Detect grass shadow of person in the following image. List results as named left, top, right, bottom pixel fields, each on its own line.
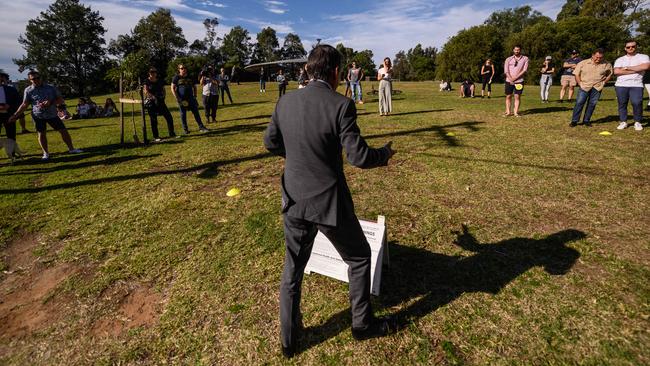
left=294, top=226, right=584, bottom=354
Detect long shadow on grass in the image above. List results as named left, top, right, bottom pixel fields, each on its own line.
left=0, top=154, right=161, bottom=176
left=297, top=226, right=583, bottom=354
left=589, top=115, right=619, bottom=124
left=522, top=106, right=573, bottom=115
left=0, top=151, right=273, bottom=194
left=220, top=114, right=272, bottom=123
left=388, top=109, right=453, bottom=116
left=365, top=121, right=484, bottom=147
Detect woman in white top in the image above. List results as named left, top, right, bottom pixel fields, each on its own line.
left=200, top=69, right=219, bottom=123
left=377, top=57, right=393, bottom=116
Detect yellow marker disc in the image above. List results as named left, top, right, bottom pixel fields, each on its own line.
left=599, top=131, right=612, bottom=136
left=226, top=188, right=241, bottom=197
left=446, top=132, right=456, bottom=137
left=515, top=84, right=524, bottom=90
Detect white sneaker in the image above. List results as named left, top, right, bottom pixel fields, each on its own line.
left=634, top=122, right=643, bottom=131
left=617, top=122, right=628, bottom=130
left=41, top=152, right=49, bottom=160
left=68, top=148, right=83, bottom=153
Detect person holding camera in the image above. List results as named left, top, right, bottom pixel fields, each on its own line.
left=200, top=68, right=219, bottom=123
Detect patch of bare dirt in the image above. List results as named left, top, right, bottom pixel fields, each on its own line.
left=0, top=233, right=78, bottom=340
left=91, top=284, right=163, bottom=337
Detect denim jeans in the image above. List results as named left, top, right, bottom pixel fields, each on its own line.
left=571, top=88, right=601, bottom=123
left=615, top=86, right=643, bottom=122
left=540, top=74, right=552, bottom=101
left=178, top=97, right=205, bottom=132
left=351, top=81, right=363, bottom=102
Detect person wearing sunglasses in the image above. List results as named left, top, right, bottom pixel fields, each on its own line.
left=504, top=45, right=529, bottom=117
left=570, top=48, right=612, bottom=127
left=613, top=39, right=650, bottom=131
left=172, top=64, right=209, bottom=134
left=9, top=70, right=82, bottom=160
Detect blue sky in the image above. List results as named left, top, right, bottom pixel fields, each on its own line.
left=0, top=0, right=566, bottom=80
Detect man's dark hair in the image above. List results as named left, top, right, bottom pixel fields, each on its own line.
left=27, top=70, right=40, bottom=78
left=625, top=39, right=637, bottom=45
left=305, top=45, right=341, bottom=81
left=594, top=48, right=605, bottom=55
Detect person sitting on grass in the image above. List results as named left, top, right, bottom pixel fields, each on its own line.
left=459, top=79, right=475, bottom=98
left=75, top=98, right=91, bottom=119
left=102, top=98, right=117, bottom=117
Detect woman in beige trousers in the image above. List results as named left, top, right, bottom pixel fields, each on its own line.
left=377, top=57, right=393, bottom=116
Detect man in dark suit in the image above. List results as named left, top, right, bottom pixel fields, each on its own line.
left=0, top=72, right=22, bottom=142
left=264, top=45, right=396, bottom=358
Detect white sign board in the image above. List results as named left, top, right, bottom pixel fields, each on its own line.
left=304, top=216, right=389, bottom=296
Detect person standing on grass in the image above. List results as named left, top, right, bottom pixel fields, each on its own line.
left=200, top=69, right=219, bottom=124
left=614, top=40, right=650, bottom=131
left=172, top=64, right=208, bottom=134
left=231, top=64, right=240, bottom=85
left=0, top=72, right=21, bottom=146
left=377, top=57, right=393, bottom=116
left=643, top=68, right=650, bottom=111
left=540, top=56, right=555, bottom=103
left=9, top=70, right=82, bottom=160
left=218, top=67, right=233, bottom=105
left=264, top=44, right=396, bottom=359
left=570, top=48, right=613, bottom=127
left=480, top=59, right=494, bottom=98
left=503, top=45, right=529, bottom=117
left=144, top=68, right=177, bottom=141
left=0, top=73, right=30, bottom=134
left=260, top=68, right=266, bottom=93
left=348, top=62, right=364, bottom=104
left=560, top=50, right=582, bottom=102
left=276, top=69, right=287, bottom=98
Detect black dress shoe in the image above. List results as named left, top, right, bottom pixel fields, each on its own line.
left=351, top=316, right=396, bottom=341
left=569, top=122, right=577, bottom=127
left=583, top=122, right=592, bottom=127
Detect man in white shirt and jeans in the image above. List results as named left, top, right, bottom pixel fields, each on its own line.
left=614, top=39, right=650, bottom=131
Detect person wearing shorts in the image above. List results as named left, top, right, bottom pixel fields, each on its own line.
left=9, top=70, right=81, bottom=160
left=504, top=45, right=529, bottom=117
left=560, top=50, right=582, bottom=102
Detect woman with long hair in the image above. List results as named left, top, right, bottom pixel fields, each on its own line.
left=377, top=57, right=393, bottom=116
left=480, top=59, right=495, bottom=98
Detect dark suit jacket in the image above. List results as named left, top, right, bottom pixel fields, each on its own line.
left=264, top=80, right=390, bottom=227
left=1, top=85, right=21, bottom=116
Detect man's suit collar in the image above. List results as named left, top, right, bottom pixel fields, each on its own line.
left=308, top=79, right=333, bottom=90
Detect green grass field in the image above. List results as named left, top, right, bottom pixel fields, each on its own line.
left=0, top=81, right=648, bottom=365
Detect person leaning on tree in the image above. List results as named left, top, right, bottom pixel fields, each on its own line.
left=264, top=44, right=396, bottom=359
left=569, top=48, right=612, bottom=128
left=9, top=70, right=82, bottom=160
left=144, top=67, right=177, bottom=141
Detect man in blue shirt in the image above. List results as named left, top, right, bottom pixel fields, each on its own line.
left=171, top=64, right=208, bottom=134
left=9, top=70, right=81, bottom=160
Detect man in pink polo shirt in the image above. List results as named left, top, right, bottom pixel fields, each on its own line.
left=504, top=45, right=529, bottom=117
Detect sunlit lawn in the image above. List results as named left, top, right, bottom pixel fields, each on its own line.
left=0, top=81, right=648, bottom=365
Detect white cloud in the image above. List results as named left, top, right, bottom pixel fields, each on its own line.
left=237, top=18, right=294, bottom=34
left=262, top=0, right=288, bottom=15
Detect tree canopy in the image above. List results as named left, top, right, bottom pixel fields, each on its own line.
left=14, top=0, right=107, bottom=96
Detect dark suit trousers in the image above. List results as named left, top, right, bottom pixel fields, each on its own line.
left=0, top=115, right=17, bottom=141
left=280, top=212, right=372, bottom=348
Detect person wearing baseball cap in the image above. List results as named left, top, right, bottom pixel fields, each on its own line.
left=560, top=50, right=582, bottom=102
left=540, top=56, right=555, bottom=103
